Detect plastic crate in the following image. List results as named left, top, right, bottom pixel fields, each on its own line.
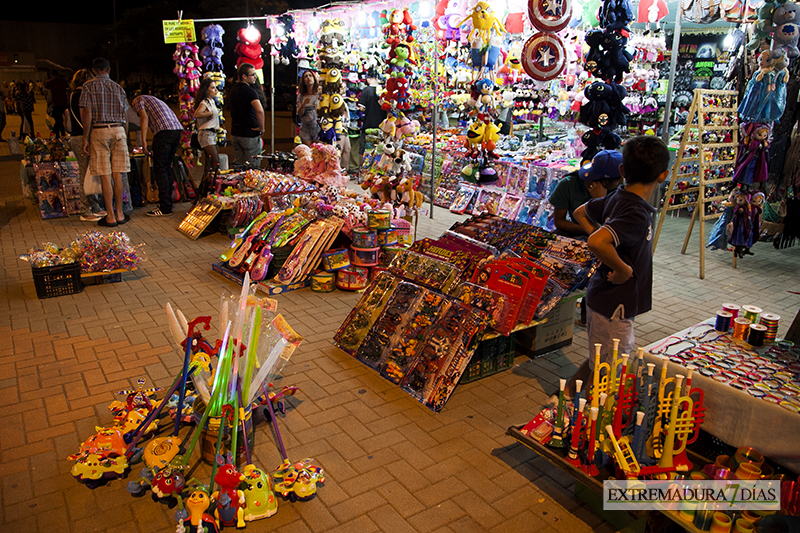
left=460, top=333, right=516, bottom=384
left=32, top=263, right=83, bottom=299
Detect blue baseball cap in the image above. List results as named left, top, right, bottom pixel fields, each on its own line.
left=578, top=150, right=623, bottom=181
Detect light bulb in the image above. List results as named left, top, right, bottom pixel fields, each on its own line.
left=723, top=33, right=734, bottom=51
left=419, top=1, right=434, bottom=19
left=244, top=24, right=260, bottom=43
left=357, top=11, right=367, bottom=26
left=309, top=15, right=321, bottom=33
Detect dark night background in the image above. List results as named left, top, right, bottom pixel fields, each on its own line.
left=3, top=0, right=331, bottom=84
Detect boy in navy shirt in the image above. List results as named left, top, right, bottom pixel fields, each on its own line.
left=568, top=136, right=670, bottom=396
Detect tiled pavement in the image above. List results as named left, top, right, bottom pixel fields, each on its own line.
left=1, top=124, right=799, bottom=532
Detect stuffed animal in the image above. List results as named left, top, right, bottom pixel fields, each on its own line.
left=200, top=25, right=225, bottom=72
left=235, top=27, right=264, bottom=70
left=768, top=2, right=800, bottom=59
left=601, top=30, right=634, bottom=83
left=583, top=29, right=606, bottom=78
left=600, top=0, right=634, bottom=31
left=457, top=0, right=507, bottom=46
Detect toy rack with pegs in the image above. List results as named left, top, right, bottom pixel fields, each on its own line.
left=652, top=89, right=739, bottom=279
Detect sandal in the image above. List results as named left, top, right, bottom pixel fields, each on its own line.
left=98, top=218, right=118, bottom=227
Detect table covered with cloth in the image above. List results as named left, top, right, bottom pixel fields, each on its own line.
left=642, top=319, right=800, bottom=473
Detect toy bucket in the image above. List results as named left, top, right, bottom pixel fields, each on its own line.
left=320, top=247, right=350, bottom=271
left=350, top=246, right=380, bottom=267
left=352, top=228, right=377, bottom=248
left=336, top=266, right=369, bottom=291
left=367, top=210, right=392, bottom=230
left=194, top=396, right=254, bottom=464
left=376, top=228, right=397, bottom=246
left=311, top=271, right=336, bottom=292
left=393, top=217, right=413, bottom=245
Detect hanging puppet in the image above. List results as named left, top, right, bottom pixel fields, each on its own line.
left=728, top=189, right=754, bottom=258
left=733, top=122, right=770, bottom=186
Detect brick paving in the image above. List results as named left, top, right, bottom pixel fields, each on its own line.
left=1, top=108, right=799, bottom=533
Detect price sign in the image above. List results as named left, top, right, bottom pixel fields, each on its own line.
left=163, top=20, right=196, bottom=44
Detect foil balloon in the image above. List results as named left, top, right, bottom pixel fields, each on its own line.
left=528, top=0, right=573, bottom=32
left=521, top=32, right=566, bottom=81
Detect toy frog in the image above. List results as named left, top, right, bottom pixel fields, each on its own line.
left=242, top=464, right=278, bottom=521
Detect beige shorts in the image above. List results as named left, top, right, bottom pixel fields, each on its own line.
left=198, top=129, right=217, bottom=148
left=89, top=126, right=130, bottom=176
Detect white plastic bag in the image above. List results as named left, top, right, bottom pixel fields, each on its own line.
left=83, top=167, right=102, bottom=195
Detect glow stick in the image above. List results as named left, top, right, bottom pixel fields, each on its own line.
left=242, top=306, right=261, bottom=406
left=208, top=322, right=231, bottom=416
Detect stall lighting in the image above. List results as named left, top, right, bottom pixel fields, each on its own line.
left=244, top=22, right=260, bottom=43
left=723, top=28, right=735, bottom=51
left=309, top=13, right=321, bottom=33
left=418, top=0, right=434, bottom=19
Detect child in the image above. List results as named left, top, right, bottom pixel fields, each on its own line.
left=567, top=136, right=670, bottom=397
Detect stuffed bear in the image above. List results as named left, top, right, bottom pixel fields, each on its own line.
left=235, top=27, right=264, bottom=70
left=601, top=30, right=634, bottom=83
left=769, top=3, right=800, bottom=59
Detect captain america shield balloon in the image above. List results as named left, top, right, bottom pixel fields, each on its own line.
left=521, top=32, right=566, bottom=81
left=528, top=0, right=572, bottom=32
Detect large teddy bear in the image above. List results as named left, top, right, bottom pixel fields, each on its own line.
left=235, top=27, right=264, bottom=70
left=769, top=2, right=800, bottom=59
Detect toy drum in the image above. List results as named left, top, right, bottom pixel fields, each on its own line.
left=392, top=218, right=413, bottom=245
left=352, top=228, right=377, bottom=248
left=336, top=266, right=369, bottom=291
left=350, top=246, right=380, bottom=267
left=376, top=227, right=397, bottom=246
left=310, top=271, right=336, bottom=292
left=320, top=248, right=350, bottom=271
left=367, top=210, right=392, bottom=230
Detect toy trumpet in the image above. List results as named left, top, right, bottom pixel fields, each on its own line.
left=566, top=398, right=587, bottom=466
left=613, top=354, right=639, bottom=439
left=548, top=378, right=568, bottom=448
left=581, top=406, right=600, bottom=476
left=604, top=424, right=639, bottom=479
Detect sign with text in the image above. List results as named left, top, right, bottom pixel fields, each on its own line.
left=603, top=480, right=780, bottom=511
left=162, top=19, right=196, bottom=43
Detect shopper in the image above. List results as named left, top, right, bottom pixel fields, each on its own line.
left=131, top=93, right=183, bottom=217
left=357, top=71, right=385, bottom=163
left=297, top=69, right=320, bottom=146
left=44, top=70, right=70, bottom=137
left=0, top=89, right=6, bottom=141
left=549, top=150, right=623, bottom=237
left=14, top=80, right=35, bottom=140
left=80, top=57, right=129, bottom=227
left=193, top=77, right=221, bottom=198
left=67, top=68, right=105, bottom=222
left=567, top=136, right=670, bottom=398
left=228, top=63, right=265, bottom=166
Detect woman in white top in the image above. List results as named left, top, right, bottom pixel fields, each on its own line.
left=193, top=78, right=220, bottom=195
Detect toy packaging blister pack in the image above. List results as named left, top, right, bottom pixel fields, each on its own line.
left=400, top=300, right=489, bottom=412
left=355, top=281, right=428, bottom=370
left=388, top=249, right=461, bottom=294
left=449, top=185, right=478, bottom=214
left=333, top=271, right=399, bottom=355
left=409, top=237, right=491, bottom=282
left=500, top=257, right=549, bottom=325
left=497, top=194, right=523, bottom=220
left=452, top=282, right=510, bottom=331
left=471, top=261, right=531, bottom=334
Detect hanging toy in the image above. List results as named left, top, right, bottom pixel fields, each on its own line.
left=457, top=1, right=507, bottom=46
left=200, top=25, right=225, bottom=71
left=728, top=190, right=753, bottom=258
left=738, top=50, right=778, bottom=122
left=528, top=0, right=573, bottom=32
left=521, top=32, right=567, bottom=81
left=235, top=26, right=264, bottom=71
left=733, top=122, right=770, bottom=186
left=766, top=2, right=800, bottom=59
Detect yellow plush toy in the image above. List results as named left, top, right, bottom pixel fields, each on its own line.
left=457, top=1, right=507, bottom=45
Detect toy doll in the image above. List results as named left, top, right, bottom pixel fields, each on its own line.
left=733, top=123, right=770, bottom=186
left=749, top=191, right=766, bottom=249
left=707, top=187, right=739, bottom=250
left=738, top=51, right=772, bottom=121
left=728, top=190, right=753, bottom=258
left=764, top=50, right=789, bottom=123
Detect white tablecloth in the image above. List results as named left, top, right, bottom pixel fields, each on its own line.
left=643, top=320, right=800, bottom=474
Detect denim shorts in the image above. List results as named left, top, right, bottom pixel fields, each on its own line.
left=198, top=129, right=216, bottom=148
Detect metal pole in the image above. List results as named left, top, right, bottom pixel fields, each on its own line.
left=430, top=37, right=437, bottom=219
left=661, top=8, right=683, bottom=145
left=270, top=44, right=275, bottom=154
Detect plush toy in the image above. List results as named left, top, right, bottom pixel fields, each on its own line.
left=583, top=29, right=606, bottom=78
left=235, top=27, right=264, bottom=70
left=601, top=30, right=634, bottom=83
left=728, top=190, right=753, bottom=258
left=738, top=50, right=776, bottom=122
left=277, top=14, right=300, bottom=65
left=733, top=122, right=770, bottom=186
left=200, top=25, right=225, bottom=72
left=764, top=49, right=790, bottom=122
left=768, top=2, right=800, bottom=59
left=457, top=0, right=507, bottom=46
left=600, top=0, right=634, bottom=31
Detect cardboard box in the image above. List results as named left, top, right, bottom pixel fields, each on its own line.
left=515, top=298, right=575, bottom=356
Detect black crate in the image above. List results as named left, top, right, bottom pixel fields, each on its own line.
left=461, top=333, right=516, bottom=384
left=32, top=263, right=83, bottom=299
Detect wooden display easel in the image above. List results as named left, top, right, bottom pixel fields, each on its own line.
left=652, top=89, right=739, bottom=279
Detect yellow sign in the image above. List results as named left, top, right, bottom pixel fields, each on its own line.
left=162, top=20, right=196, bottom=44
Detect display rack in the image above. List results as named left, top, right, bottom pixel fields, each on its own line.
left=652, top=89, right=739, bottom=279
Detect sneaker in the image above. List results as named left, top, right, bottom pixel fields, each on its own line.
left=80, top=213, right=102, bottom=222
left=147, top=209, right=172, bottom=217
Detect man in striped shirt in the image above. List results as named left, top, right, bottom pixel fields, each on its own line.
left=131, top=93, right=183, bottom=216
left=80, top=57, right=130, bottom=227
